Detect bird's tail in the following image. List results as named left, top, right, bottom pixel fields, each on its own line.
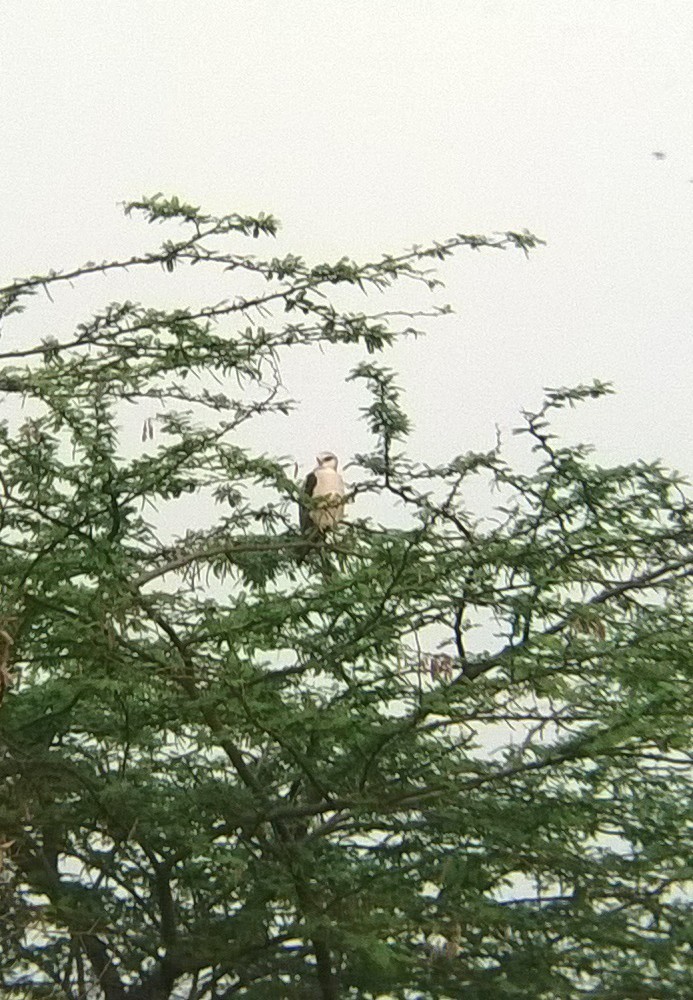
left=295, top=530, right=337, bottom=579
left=295, top=527, right=319, bottom=564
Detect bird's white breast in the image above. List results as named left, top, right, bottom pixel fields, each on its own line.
left=313, top=467, right=344, bottom=496
left=310, top=467, right=345, bottom=531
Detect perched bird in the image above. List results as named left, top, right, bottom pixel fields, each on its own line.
left=299, top=452, right=345, bottom=539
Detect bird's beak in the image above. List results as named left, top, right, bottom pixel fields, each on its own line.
left=315, top=456, right=321, bottom=465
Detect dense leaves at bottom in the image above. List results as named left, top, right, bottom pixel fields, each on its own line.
left=0, top=198, right=690, bottom=999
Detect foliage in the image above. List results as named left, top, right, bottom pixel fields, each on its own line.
left=0, top=198, right=690, bottom=1000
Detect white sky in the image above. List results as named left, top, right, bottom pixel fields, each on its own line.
left=2, top=1, right=692, bottom=480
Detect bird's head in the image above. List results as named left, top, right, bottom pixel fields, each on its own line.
left=316, top=451, right=339, bottom=470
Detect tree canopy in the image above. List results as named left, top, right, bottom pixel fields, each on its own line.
left=0, top=198, right=691, bottom=999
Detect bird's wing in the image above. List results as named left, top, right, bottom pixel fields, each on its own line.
left=299, top=471, right=318, bottom=533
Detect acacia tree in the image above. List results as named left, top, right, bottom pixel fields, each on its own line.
left=0, top=197, right=691, bottom=1000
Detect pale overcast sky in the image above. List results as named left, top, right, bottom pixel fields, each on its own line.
left=2, top=1, right=692, bottom=482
